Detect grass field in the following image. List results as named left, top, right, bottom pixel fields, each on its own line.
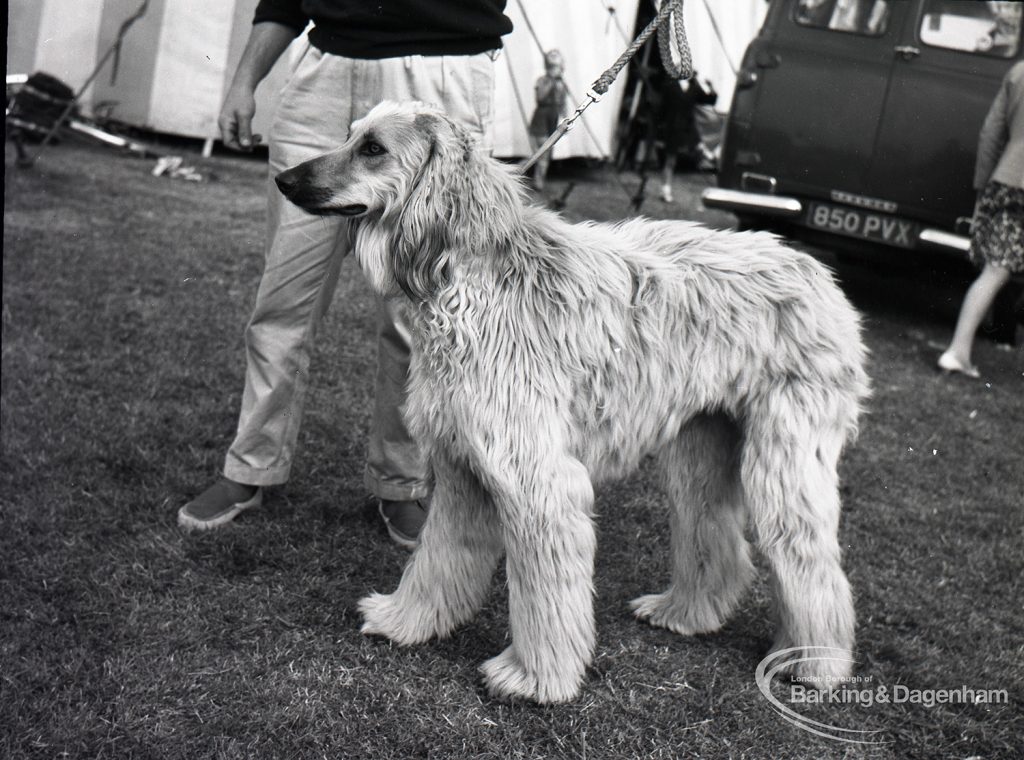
left=2, top=138, right=1023, bottom=759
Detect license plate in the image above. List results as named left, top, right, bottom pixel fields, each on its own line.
left=804, top=202, right=918, bottom=249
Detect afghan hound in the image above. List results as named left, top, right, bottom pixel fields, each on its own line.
left=275, top=101, right=870, bottom=704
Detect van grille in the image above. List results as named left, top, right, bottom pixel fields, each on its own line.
left=830, top=190, right=898, bottom=214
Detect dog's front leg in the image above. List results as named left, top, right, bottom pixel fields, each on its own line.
left=480, top=455, right=597, bottom=704
left=359, top=453, right=503, bottom=645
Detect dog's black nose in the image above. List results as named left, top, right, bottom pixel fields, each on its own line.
left=275, top=167, right=302, bottom=198
left=275, top=163, right=334, bottom=209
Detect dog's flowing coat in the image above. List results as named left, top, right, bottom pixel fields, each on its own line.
left=276, top=101, right=870, bottom=704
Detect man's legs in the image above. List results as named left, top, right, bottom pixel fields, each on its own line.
left=355, top=52, right=498, bottom=543
left=180, top=45, right=356, bottom=529
left=182, top=48, right=498, bottom=538
left=365, top=298, right=433, bottom=547
left=365, top=298, right=431, bottom=501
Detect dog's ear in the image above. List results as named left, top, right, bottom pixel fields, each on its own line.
left=389, top=113, right=481, bottom=302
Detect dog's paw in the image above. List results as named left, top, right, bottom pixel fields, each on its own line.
left=766, top=640, right=854, bottom=689
left=629, top=591, right=726, bottom=636
left=479, top=646, right=581, bottom=704
left=358, top=592, right=439, bottom=646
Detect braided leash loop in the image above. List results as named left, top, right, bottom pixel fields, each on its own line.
left=593, top=0, right=692, bottom=95
left=520, top=0, right=692, bottom=173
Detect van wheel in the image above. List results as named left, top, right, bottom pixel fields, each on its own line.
left=735, top=214, right=778, bottom=233
left=735, top=214, right=760, bottom=231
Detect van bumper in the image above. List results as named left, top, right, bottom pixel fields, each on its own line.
left=701, top=187, right=803, bottom=218
left=703, top=187, right=972, bottom=256
left=918, top=228, right=971, bottom=255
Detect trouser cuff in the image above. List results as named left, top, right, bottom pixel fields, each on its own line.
left=364, top=468, right=432, bottom=502
left=224, top=458, right=291, bottom=488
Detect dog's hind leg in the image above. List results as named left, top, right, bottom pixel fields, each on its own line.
left=741, top=387, right=856, bottom=685
left=479, top=455, right=597, bottom=704
left=359, top=453, right=503, bottom=646
left=631, top=412, right=754, bottom=635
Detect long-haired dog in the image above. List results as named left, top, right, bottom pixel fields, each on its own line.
left=276, top=101, right=870, bottom=704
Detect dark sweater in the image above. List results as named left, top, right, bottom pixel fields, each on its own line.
left=254, top=0, right=513, bottom=59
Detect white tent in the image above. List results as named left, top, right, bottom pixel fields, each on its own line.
left=7, top=0, right=766, bottom=158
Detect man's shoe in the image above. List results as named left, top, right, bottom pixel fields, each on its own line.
left=178, top=479, right=262, bottom=532
left=378, top=498, right=428, bottom=550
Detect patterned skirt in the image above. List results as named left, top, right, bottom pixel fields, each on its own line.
left=969, top=180, right=1024, bottom=273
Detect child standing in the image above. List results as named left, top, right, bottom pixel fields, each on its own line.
left=528, top=50, right=569, bottom=191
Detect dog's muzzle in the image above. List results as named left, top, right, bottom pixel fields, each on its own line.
left=275, top=165, right=367, bottom=216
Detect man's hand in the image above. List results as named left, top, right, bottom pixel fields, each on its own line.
left=219, top=83, right=262, bottom=152
left=217, top=21, right=298, bottom=152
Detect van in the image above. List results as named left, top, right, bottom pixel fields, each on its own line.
left=703, top=0, right=1024, bottom=258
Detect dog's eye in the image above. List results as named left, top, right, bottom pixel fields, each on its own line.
left=360, top=140, right=387, bottom=157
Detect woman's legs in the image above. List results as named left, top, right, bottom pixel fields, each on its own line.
left=944, top=263, right=1012, bottom=368
left=660, top=151, right=677, bottom=202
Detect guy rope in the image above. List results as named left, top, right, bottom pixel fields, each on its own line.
left=520, top=0, right=693, bottom=174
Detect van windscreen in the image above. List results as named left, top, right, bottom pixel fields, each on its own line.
left=919, top=0, right=1022, bottom=58
left=794, top=0, right=892, bottom=36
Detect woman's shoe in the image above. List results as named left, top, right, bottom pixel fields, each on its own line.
left=937, top=351, right=980, bottom=379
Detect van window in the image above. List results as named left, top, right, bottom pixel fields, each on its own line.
left=919, top=1, right=1023, bottom=57
left=794, top=0, right=891, bottom=36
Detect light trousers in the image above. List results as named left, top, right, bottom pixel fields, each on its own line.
left=223, top=42, right=497, bottom=500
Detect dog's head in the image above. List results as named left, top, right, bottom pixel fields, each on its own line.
left=275, top=101, right=454, bottom=220
left=276, top=100, right=523, bottom=302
